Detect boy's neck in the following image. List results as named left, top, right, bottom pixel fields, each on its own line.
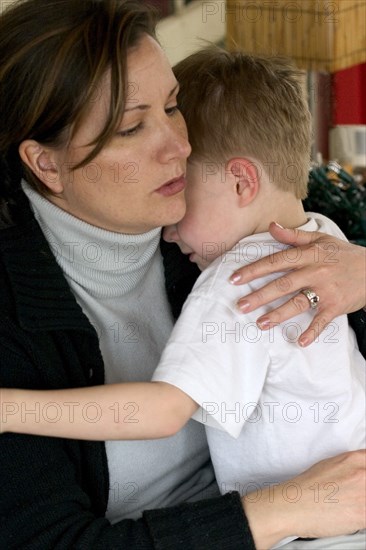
left=251, top=198, right=307, bottom=236
left=202, top=198, right=307, bottom=270
left=232, top=175, right=307, bottom=239
left=200, top=186, right=308, bottom=270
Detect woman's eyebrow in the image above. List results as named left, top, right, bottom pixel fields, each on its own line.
left=124, top=83, right=179, bottom=113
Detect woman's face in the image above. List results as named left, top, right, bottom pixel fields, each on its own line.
left=45, top=35, right=191, bottom=233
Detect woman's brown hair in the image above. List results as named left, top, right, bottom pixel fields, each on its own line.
left=0, top=0, right=157, bottom=226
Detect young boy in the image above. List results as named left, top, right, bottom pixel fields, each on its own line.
left=2, top=47, right=365, bottom=548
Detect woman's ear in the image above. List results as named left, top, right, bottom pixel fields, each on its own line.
left=18, top=140, right=64, bottom=193
left=226, top=157, right=260, bottom=206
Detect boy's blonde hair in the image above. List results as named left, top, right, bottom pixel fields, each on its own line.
left=173, top=46, right=312, bottom=199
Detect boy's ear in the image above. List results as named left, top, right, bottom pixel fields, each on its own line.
left=18, top=140, right=64, bottom=193
left=226, top=157, right=260, bottom=206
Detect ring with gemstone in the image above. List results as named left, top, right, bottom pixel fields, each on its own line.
left=301, top=289, right=320, bottom=309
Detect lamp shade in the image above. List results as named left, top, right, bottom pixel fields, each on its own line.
left=226, top=0, right=366, bottom=72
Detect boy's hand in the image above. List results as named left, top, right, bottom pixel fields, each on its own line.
left=231, top=222, right=366, bottom=346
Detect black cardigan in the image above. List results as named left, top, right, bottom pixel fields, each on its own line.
left=0, top=192, right=254, bottom=549
left=0, top=192, right=365, bottom=549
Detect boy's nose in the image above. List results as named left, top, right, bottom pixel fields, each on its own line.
left=163, top=224, right=179, bottom=243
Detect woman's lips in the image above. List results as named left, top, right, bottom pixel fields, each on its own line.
left=155, top=175, right=186, bottom=196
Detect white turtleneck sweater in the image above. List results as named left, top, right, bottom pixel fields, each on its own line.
left=23, top=181, right=217, bottom=522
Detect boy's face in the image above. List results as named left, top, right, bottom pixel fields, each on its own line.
left=163, top=159, right=239, bottom=270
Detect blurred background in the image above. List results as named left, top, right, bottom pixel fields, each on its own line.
left=153, top=0, right=366, bottom=173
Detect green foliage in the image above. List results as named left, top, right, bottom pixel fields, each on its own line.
left=303, top=163, right=366, bottom=246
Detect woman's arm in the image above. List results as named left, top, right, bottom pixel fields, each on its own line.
left=231, top=222, right=366, bottom=346
left=1, top=382, right=198, bottom=440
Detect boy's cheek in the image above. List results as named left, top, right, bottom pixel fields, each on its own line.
left=177, top=242, right=194, bottom=255
left=194, top=257, right=209, bottom=271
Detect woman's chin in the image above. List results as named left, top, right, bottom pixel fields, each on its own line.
left=162, top=197, right=187, bottom=226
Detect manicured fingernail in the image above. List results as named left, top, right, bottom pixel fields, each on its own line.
left=257, top=317, right=270, bottom=329
left=237, top=300, right=250, bottom=312
left=274, top=222, right=284, bottom=229
left=298, top=337, right=309, bottom=347
left=230, top=273, right=241, bottom=284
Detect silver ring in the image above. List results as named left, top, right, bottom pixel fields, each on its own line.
left=301, top=289, right=320, bottom=309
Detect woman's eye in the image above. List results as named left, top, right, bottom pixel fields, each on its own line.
left=117, top=106, right=179, bottom=136
left=118, top=123, right=143, bottom=137
left=165, top=105, right=179, bottom=116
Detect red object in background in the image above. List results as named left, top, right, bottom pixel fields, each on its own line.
left=332, top=63, right=366, bottom=125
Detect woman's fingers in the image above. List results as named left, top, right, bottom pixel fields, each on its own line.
left=238, top=287, right=337, bottom=346
left=267, top=222, right=324, bottom=246
left=230, top=223, right=329, bottom=286
left=231, top=223, right=366, bottom=343
left=297, top=311, right=340, bottom=347
left=236, top=268, right=314, bottom=315
left=231, top=225, right=345, bottom=288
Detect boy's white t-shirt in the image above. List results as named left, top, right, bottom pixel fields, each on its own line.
left=152, top=213, right=366, bottom=547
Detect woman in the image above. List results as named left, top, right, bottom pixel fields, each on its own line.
left=0, top=1, right=365, bottom=548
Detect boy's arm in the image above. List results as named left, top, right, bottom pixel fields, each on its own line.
left=1, top=382, right=198, bottom=440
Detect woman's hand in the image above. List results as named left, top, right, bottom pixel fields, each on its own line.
left=231, top=223, right=366, bottom=346
left=243, top=449, right=366, bottom=550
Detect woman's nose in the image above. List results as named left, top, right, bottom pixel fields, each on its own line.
left=163, top=224, right=179, bottom=243
left=160, top=118, right=191, bottom=163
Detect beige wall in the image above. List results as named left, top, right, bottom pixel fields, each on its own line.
left=0, top=0, right=18, bottom=12
left=0, top=0, right=225, bottom=65
left=157, top=1, right=225, bottom=65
